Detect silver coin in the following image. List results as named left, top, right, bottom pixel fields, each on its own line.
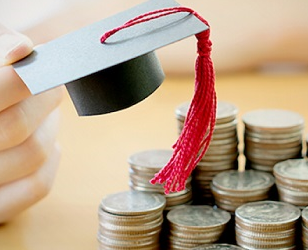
left=214, top=121, right=238, bottom=134
left=245, top=153, right=289, bottom=167
left=192, top=244, right=244, bottom=250
left=212, top=130, right=237, bottom=140
left=242, top=109, right=304, bottom=132
left=274, top=158, right=308, bottom=181
left=100, top=190, right=166, bottom=215
left=127, top=149, right=172, bottom=169
left=175, top=101, right=238, bottom=124
left=211, top=184, right=270, bottom=200
left=167, top=205, right=231, bottom=229
left=245, top=145, right=302, bottom=156
left=244, top=138, right=302, bottom=150
left=235, top=200, right=301, bottom=226
left=245, top=128, right=303, bottom=140
left=202, top=152, right=239, bottom=162
left=248, top=163, right=276, bottom=172
left=97, top=232, right=160, bottom=248
left=206, top=145, right=238, bottom=156
left=275, top=177, right=308, bottom=192
left=245, top=150, right=300, bottom=161
left=277, top=190, right=308, bottom=206
left=212, top=170, right=274, bottom=192
left=302, top=206, right=308, bottom=226
left=244, top=134, right=302, bottom=145
left=215, top=101, right=238, bottom=123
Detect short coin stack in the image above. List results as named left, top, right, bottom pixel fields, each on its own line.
left=166, top=205, right=231, bottom=249
left=274, top=158, right=308, bottom=207
left=97, top=190, right=166, bottom=250
left=302, top=206, right=308, bottom=249
left=128, top=149, right=193, bottom=210
left=242, top=109, right=304, bottom=172
left=235, top=200, right=301, bottom=249
left=211, top=170, right=275, bottom=212
left=175, top=101, right=239, bottom=203
left=192, top=244, right=244, bottom=250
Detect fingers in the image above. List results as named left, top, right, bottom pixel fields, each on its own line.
left=0, top=24, right=63, bottom=224
left=0, top=143, right=61, bottom=224
left=0, top=108, right=60, bottom=185
left=0, top=24, right=34, bottom=111
left=0, top=66, right=31, bottom=111
left=0, top=23, right=33, bottom=66
left=0, top=86, right=63, bottom=151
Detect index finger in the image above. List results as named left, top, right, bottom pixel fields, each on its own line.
left=0, top=24, right=33, bottom=66
left=0, top=24, right=33, bottom=110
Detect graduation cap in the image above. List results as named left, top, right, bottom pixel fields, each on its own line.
left=13, top=0, right=208, bottom=116
left=13, top=0, right=217, bottom=194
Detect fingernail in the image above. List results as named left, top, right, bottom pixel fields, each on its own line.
left=0, top=32, right=33, bottom=66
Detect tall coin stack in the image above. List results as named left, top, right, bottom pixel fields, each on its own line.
left=211, top=170, right=275, bottom=213
left=235, top=200, right=301, bottom=250
left=175, top=101, right=239, bottom=204
left=128, top=149, right=193, bottom=210
left=302, top=206, right=308, bottom=249
left=274, top=158, right=308, bottom=207
left=166, top=205, right=231, bottom=250
left=242, top=109, right=304, bottom=172
left=97, top=190, right=166, bottom=250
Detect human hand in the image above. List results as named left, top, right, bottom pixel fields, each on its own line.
left=0, top=24, right=63, bottom=223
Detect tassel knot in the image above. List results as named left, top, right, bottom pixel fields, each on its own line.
left=196, top=31, right=212, bottom=58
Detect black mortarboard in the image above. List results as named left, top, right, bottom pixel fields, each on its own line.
left=13, top=0, right=208, bottom=116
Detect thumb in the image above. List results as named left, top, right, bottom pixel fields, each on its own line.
left=0, top=24, right=33, bottom=66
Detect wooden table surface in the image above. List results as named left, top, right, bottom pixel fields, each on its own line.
left=0, top=71, right=308, bottom=249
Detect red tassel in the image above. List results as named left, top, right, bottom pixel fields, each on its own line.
left=101, top=7, right=217, bottom=194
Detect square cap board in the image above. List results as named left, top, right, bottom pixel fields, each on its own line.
left=13, top=0, right=208, bottom=115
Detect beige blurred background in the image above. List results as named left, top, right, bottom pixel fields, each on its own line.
left=1, top=0, right=308, bottom=74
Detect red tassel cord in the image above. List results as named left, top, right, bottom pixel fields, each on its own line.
left=101, top=7, right=217, bottom=194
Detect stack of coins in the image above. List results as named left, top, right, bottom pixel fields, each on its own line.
left=97, top=190, right=166, bottom=250
left=235, top=200, right=301, bottom=249
left=175, top=101, right=239, bottom=203
left=128, top=149, right=193, bottom=210
left=211, top=170, right=275, bottom=212
left=242, top=109, right=304, bottom=172
left=166, top=205, right=231, bottom=249
left=192, top=244, right=244, bottom=250
left=302, top=206, right=308, bottom=249
left=274, top=158, right=308, bottom=207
